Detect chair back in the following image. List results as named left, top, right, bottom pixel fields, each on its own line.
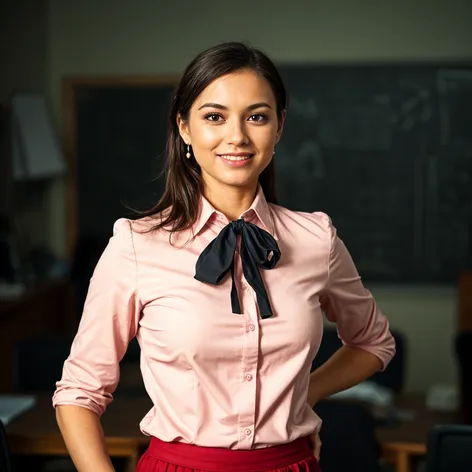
left=314, top=401, right=380, bottom=472
left=456, top=331, right=472, bottom=423
left=0, top=419, right=12, bottom=472
left=425, top=424, right=472, bottom=472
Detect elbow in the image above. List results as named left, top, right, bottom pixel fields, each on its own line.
left=388, top=330, right=396, bottom=357
left=53, top=387, right=109, bottom=418
left=373, top=330, right=396, bottom=371
left=368, top=315, right=397, bottom=371
left=345, top=323, right=396, bottom=372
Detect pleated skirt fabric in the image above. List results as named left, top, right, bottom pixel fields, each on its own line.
left=136, top=436, right=321, bottom=472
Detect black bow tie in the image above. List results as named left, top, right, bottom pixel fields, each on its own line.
left=194, top=219, right=281, bottom=319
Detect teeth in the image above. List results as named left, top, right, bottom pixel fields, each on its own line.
left=219, top=155, right=252, bottom=161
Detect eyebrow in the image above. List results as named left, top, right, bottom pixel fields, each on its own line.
left=197, top=101, right=273, bottom=111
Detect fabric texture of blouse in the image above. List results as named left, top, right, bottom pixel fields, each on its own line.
left=53, top=186, right=395, bottom=450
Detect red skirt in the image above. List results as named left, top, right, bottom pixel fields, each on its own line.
left=137, top=436, right=320, bottom=472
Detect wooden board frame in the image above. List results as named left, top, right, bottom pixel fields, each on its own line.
left=61, top=75, right=179, bottom=260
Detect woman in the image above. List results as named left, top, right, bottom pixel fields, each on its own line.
left=53, top=41, right=395, bottom=472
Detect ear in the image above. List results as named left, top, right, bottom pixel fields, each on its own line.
left=275, top=109, right=286, bottom=144
left=177, top=113, right=191, bottom=145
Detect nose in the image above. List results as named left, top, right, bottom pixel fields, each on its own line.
left=226, top=119, right=249, bottom=146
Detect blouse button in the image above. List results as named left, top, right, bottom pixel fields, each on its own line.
left=245, top=374, right=253, bottom=381
left=245, top=428, right=252, bottom=436
left=248, top=324, right=255, bottom=331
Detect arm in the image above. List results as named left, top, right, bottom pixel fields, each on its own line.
left=56, top=406, right=115, bottom=472
left=307, top=217, right=395, bottom=407
left=53, top=219, right=141, bottom=471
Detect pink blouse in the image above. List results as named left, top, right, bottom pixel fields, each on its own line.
left=53, top=187, right=395, bottom=449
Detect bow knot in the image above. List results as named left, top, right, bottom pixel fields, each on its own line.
left=194, top=219, right=280, bottom=319
left=231, top=218, right=245, bottom=233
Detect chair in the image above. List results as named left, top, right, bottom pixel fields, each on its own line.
left=314, top=401, right=380, bottom=472
left=455, top=331, right=472, bottom=424
left=424, top=424, right=472, bottom=472
left=312, top=327, right=406, bottom=393
left=12, top=336, right=73, bottom=392
left=0, top=419, right=12, bottom=472
left=11, top=337, right=76, bottom=471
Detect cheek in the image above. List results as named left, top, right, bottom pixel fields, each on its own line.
left=199, top=126, right=220, bottom=143
left=254, top=128, right=277, bottom=150
left=191, top=127, right=222, bottom=154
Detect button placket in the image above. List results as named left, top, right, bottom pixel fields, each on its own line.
left=236, top=303, right=259, bottom=447
left=232, top=242, right=260, bottom=447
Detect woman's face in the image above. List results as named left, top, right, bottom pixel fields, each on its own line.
left=177, top=69, right=284, bottom=195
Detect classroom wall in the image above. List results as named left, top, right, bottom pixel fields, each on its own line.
left=0, top=0, right=51, bottom=247
left=45, top=0, right=472, bottom=392
left=0, top=0, right=49, bottom=103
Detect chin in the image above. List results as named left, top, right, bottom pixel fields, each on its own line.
left=216, top=174, right=259, bottom=190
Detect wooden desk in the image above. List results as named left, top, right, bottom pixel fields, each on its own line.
left=6, top=394, right=152, bottom=472
left=6, top=393, right=459, bottom=472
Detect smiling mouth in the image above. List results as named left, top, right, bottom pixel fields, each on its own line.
left=217, top=154, right=254, bottom=162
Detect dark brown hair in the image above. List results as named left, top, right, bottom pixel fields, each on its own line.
left=140, top=41, right=287, bottom=233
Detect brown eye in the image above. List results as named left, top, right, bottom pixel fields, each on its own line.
left=248, top=114, right=267, bottom=122
left=204, top=113, right=223, bottom=122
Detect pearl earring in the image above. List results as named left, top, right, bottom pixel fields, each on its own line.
left=186, top=145, right=191, bottom=159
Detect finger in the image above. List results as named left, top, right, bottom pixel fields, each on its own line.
left=314, top=436, right=321, bottom=460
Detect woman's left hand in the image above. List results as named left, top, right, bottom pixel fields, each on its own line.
left=308, top=431, right=322, bottom=461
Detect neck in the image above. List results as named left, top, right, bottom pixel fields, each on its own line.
left=203, top=182, right=258, bottom=221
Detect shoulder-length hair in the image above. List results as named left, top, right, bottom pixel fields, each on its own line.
left=140, top=41, right=287, bottom=233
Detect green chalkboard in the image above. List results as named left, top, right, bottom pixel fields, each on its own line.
left=275, top=63, right=472, bottom=283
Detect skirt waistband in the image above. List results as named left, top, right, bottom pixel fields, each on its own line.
left=145, top=436, right=313, bottom=471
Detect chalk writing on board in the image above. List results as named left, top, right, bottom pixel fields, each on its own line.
left=317, top=103, right=392, bottom=151
left=383, top=81, right=433, bottom=134
left=397, top=86, right=432, bottom=131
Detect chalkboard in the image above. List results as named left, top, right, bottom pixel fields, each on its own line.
left=71, top=64, right=472, bottom=283
left=275, top=64, right=472, bottom=283
left=75, top=83, right=174, bottom=240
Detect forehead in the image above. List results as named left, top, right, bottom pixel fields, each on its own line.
left=194, top=70, right=276, bottom=107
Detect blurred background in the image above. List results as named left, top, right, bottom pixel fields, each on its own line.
left=1, top=1, right=471, bottom=471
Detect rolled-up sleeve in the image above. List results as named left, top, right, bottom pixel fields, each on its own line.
left=319, top=217, right=395, bottom=370
left=52, top=218, right=141, bottom=416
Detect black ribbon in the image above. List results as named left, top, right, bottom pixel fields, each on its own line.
left=194, top=219, right=281, bottom=319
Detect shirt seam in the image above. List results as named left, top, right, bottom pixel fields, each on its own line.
left=326, top=221, right=332, bottom=290
left=128, top=219, right=142, bottom=306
